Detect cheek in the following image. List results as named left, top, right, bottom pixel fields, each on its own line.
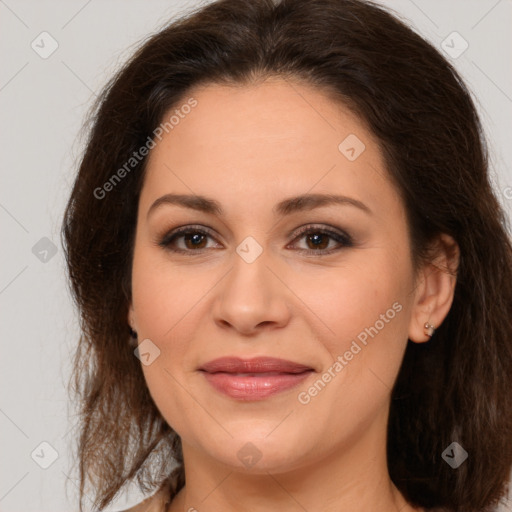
left=131, top=245, right=223, bottom=414
left=296, top=251, right=413, bottom=406
left=297, top=255, right=410, bottom=346
left=292, top=273, right=411, bottom=442
left=131, top=243, right=208, bottom=340
left=131, top=250, right=204, bottom=433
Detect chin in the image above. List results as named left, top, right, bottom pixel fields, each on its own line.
left=197, top=430, right=315, bottom=474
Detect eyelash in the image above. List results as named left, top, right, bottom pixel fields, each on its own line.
left=157, top=224, right=353, bottom=256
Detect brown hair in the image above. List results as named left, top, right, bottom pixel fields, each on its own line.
left=61, top=0, right=512, bottom=511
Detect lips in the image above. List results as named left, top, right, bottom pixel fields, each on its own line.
left=198, top=357, right=315, bottom=400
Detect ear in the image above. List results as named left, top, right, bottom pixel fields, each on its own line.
left=408, top=233, right=460, bottom=343
left=127, top=302, right=136, bottom=332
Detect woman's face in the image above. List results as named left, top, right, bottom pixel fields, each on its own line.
left=129, top=78, right=427, bottom=474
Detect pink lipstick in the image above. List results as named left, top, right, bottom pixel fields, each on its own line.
left=199, top=356, right=314, bottom=400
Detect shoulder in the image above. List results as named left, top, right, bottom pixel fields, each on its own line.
left=118, top=488, right=169, bottom=512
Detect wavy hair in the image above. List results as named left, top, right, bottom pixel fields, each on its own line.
left=61, top=0, right=512, bottom=510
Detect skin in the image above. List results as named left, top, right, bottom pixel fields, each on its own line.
left=128, top=77, right=459, bottom=512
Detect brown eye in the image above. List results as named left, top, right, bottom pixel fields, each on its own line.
left=181, top=232, right=208, bottom=250
left=158, top=226, right=218, bottom=253
left=304, top=232, right=330, bottom=250
left=289, top=225, right=353, bottom=255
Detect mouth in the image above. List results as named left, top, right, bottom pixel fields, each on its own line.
left=198, top=357, right=315, bottom=401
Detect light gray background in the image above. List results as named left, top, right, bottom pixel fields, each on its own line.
left=1, top=0, right=511, bottom=511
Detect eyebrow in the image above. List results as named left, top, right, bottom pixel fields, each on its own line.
left=147, top=192, right=373, bottom=220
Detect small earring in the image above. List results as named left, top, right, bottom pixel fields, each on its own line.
left=424, top=322, right=435, bottom=338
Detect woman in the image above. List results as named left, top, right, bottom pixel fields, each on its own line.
left=61, top=0, right=512, bottom=511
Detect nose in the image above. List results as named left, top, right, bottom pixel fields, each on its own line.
left=211, top=245, right=292, bottom=336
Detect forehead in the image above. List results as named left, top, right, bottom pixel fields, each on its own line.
left=140, top=79, right=401, bottom=223
left=149, top=78, right=376, bottom=163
